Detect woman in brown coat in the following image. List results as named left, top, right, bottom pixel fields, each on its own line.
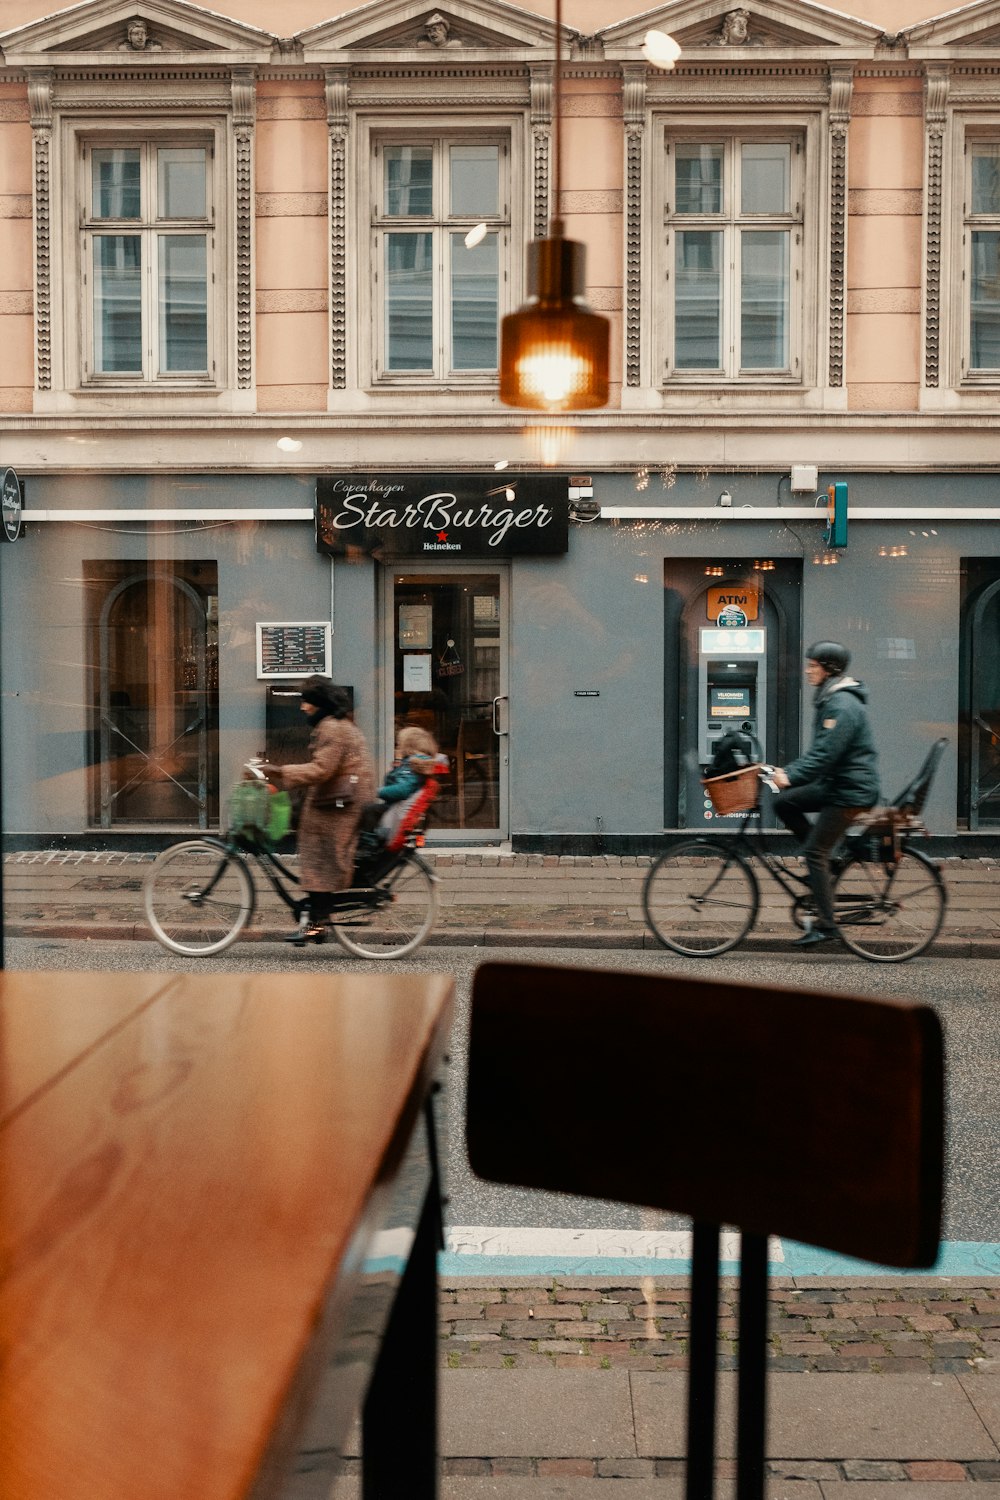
left=264, top=677, right=375, bottom=944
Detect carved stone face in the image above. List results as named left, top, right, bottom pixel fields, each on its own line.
left=723, top=9, right=750, bottom=42
left=127, top=20, right=148, bottom=48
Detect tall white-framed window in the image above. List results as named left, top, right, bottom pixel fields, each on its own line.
left=81, top=137, right=215, bottom=383
left=963, top=138, right=1000, bottom=377
left=371, top=136, right=509, bottom=381
left=664, top=134, right=803, bottom=381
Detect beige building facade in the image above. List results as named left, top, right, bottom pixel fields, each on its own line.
left=1, top=0, right=999, bottom=849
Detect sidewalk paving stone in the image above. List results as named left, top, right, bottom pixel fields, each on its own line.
left=956, top=1376, right=1000, bottom=1447
left=631, top=1373, right=1000, bottom=1462
left=439, top=1369, right=637, bottom=1458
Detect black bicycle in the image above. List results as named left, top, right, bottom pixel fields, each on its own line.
left=642, top=740, right=948, bottom=962
left=143, top=762, right=439, bottom=960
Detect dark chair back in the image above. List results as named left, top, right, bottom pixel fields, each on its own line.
left=467, top=961, right=944, bottom=1500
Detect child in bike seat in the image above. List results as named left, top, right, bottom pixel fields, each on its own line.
left=356, top=727, right=447, bottom=868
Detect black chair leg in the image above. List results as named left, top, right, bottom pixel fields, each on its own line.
left=685, top=1221, right=720, bottom=1500
left=736, top=1231, right=769, bottom=1500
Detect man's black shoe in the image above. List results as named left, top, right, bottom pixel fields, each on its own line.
left=792, top=926, right=837, bottom=948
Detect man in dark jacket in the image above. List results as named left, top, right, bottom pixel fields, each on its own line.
left=771, top=642, right=880, bottom=947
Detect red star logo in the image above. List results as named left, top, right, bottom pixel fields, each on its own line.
left=436, top=530, right=448, bottom=542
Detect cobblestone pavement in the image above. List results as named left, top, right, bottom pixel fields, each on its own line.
left=5, top=847, right=1000, bottom=953
left=427, top=1282, right=1000, bottom=1484
left=439, top=1283, right=1000, bottom=1377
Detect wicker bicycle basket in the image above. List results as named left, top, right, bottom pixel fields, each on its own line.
left=701, top=763, right=760, bottom=815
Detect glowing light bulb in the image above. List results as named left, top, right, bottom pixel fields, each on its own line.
left=465, top=223, right=488, bottom=248
left=516, top=348, right=589, bottom=409
left=642, top=29, right=681, bottom=68
left=276, top=437, right=302, bottom=453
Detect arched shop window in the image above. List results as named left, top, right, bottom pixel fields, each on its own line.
left=88, top=562, right=219, bottom=829
left=960, top=562, right=1000, bottom=830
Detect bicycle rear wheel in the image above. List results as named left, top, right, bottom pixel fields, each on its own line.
left=642, top=840, right=758, bottom=957
left=832, top=847, right=946, bottom=961
left=144, top=839, right=255, bottom=956
left=331, top=852, right=438, bottom=959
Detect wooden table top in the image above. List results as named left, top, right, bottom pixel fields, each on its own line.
left=0, top=969, right=454, bottom=1500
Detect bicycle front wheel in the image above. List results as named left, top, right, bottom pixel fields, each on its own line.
left=144, top=839, right=255, bottom=956
left=332, top=853, right=438, bottom=960
left=833, top=847, right=946, bottom=962
left=642, top=840, right=758, bottom=957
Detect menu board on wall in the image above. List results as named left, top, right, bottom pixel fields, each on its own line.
left=256, top=622, right=332, bottom=679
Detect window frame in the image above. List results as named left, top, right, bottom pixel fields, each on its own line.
left=57, top=116, right=229, bottom=398
left=960, top=131, right=1000, bottom=384
left=81, top=135, right=216, bottom=386
left=661, top=128, right=805, bottom=385
left=359, top=120, right=519, bottom=392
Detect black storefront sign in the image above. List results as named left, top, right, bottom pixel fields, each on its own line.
left=316, top=473, right=569, bottom=559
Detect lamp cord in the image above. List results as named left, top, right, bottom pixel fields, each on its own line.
left=551, top=0, right=562, bottom=237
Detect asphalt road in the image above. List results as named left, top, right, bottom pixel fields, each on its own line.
left=10, top=938, right=999, bottom=1252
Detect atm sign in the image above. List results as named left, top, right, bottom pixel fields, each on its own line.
left=707, top=585, right=759, bottom=621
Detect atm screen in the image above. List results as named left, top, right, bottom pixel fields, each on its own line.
left=710, top=686, right=751, bottom=718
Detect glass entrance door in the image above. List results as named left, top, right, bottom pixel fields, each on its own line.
left=389, top=569, right=508, bottom=840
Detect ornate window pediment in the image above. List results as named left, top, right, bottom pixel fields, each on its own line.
left=599, top=0, right=882, bottom=59
left=0, top=0, right=275, bottom=66
left=10, top=0, right=268, bottom=407
left=296, top=0, right=572, bottom=60
left=903, top=0, right=1000, bottom=54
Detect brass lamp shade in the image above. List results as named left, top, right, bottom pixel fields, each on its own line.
left=500, top=234, right=610, bottom=412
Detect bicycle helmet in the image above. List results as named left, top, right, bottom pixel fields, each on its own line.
left=806, top=641, right=850, bottom=674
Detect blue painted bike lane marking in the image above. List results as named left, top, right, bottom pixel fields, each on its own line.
left=439, top=1235, right=1000, bottom=1279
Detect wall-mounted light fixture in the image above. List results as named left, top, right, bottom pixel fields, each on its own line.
left=499, top=0, right=611, bottom=412
left=718, top=490, right=732, bottom=507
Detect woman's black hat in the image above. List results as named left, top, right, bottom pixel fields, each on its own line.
left=300, top=676, right=351, bottom=718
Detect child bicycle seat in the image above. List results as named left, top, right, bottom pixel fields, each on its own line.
left=382, top=753, right=450, bottom=851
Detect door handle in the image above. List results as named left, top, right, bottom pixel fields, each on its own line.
left=492, top=695, right=508, bottom=735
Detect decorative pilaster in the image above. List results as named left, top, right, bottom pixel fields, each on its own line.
left=529, top=64, right=551, bottom=238
left=28, top=72, right=53, bottom=392
left=827, top=65, right=852, bottom=389
left=623, top=65, right=646, bottom=389
left=923, top=65, right=949, bottom=389
left=326, top=68, right=349, bottom=391
left=231, top=68, right=255, bottom=391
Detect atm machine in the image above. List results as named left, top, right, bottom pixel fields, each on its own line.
left=697, top=625, right=767, bottom=806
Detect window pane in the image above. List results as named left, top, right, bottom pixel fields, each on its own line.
left=741, top=230, right=789, bottom=369
left=93, top=236, right=142, bottom=372
left=675, top=231, right=721, bottom=368
left=741, top=143, right=790, bottom=215
left=386, top=232, right=434, bottom=369
left=972, top=145, right=1000, bottom=216
left=451, top=232, right=498, bottom=370
left=971, top=231, right=1000, bottom=368
left=674, top=145, right=723, bottom=214
left=158, top=148, right=207, bottom=220
left=158, top=235, right=207, bottom=372
left=384, top=147, right=433, bottom=216
left=92, top=149, right=140, bottom=219
left=450, top=145, right=499, bottom=218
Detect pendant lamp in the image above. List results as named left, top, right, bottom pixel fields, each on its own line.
left=499, top=0, right=609, bottom=411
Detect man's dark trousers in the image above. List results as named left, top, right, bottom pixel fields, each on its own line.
left=773, top=784, right=868, bottom=932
